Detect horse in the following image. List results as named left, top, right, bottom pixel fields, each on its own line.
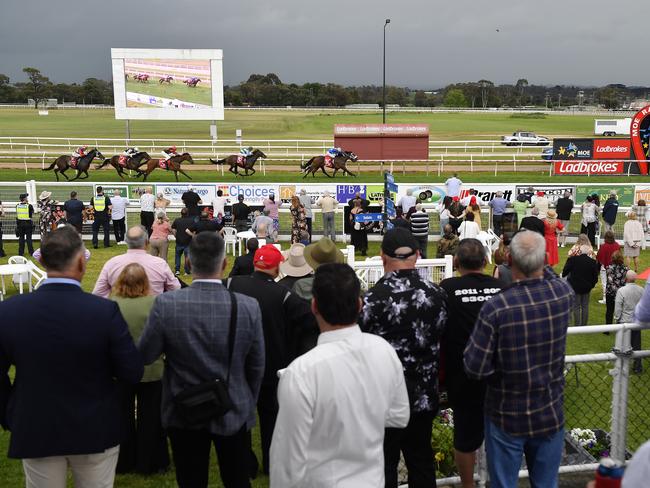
left=159, top=75, right=173, bottom=84
left=301, top=150, right=358, bottom=178
left=210, top=149, right=267, bottom=177
left=95, top=152, right=152, bottom=180
left=140, top=153, right=194, bottom=181
left=135, top=73, right=149, bottom=83
left=43, top=148, right=105, bottom=181
left=184, top=77, right=200, bottom=87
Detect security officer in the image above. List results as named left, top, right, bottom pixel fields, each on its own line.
left=15, top=193, right=34, bottom=257
left=90, top=186, right=112, bottom=249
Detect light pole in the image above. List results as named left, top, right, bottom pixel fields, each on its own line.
left=383, top=18, right=390, bottom=124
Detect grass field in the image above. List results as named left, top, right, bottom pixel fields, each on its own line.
left=125, top=79, right=212, bottom=107
left=0, top=108, right=598, bottom=141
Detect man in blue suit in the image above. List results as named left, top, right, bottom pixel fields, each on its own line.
left=0, top=226, right=144, bottom=488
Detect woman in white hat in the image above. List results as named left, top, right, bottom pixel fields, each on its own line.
left=278, top=243, right=313, bottom=289
left=37, top=190, right=55, bottom=237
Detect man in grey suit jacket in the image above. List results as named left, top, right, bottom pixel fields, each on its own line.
left=139, top=232, right=265, bottom=488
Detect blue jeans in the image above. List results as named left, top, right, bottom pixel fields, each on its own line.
left=484, top=418, right=563, bottom=488
left=175, top=244, right=190, bottom=273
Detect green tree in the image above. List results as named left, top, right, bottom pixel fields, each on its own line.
left=22, top=67, right=51, bottom=108
left=443, top=89, right=467, bottom=107
left=597, top=87, right=620, bottom=109
left=478, top=79, right=493, bottom=108
left=516, top=78, right=528, bottom=106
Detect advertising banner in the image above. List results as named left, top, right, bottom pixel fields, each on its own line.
left=576, top=185, right=635, bottom=206
left=514, top=185, right=576, bottom=204
left=552, top=139, right=594, bottom=160
left=366, top=184, right=388, bottom=204
left=634, top=186, right=650, bottom=204
left=93, top=184, right=128, bottom=198
left=593, top=139, right=631, bottom=159
left=277, top=184, right=337, bottom=205
left=553, top=161, right=625, bottom=175
left=156, top=184, right=217, bottom=205
left=336, top=184, right=366, bottom=203
left=630, top=105, right=650, bottom=174
left=216, top=183, right=279, bottom=205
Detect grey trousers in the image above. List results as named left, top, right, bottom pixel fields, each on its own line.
left=574, top=293, right=591, bottom=326
left=323, top=212, right=336, bottom=241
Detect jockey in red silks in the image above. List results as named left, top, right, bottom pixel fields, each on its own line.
left=72, top=145, right=88, bottom=159
left=162, top=146, right=178, bottom=161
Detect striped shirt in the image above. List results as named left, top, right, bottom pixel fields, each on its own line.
left=464, top=269, right=575, bottom=437
left=410, top=211, right=429, bottom=238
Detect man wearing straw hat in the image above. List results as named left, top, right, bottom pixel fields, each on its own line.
left=278, top=243, right=313, bottom=290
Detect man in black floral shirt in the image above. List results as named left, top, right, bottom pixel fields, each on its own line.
left=359, top=228, right=447, bottom=488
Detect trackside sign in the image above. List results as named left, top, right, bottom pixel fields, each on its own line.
left=553, top=161, right=624, bottom=175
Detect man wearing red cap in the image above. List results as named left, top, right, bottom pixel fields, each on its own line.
left=226, top=244, right=317, bottom=476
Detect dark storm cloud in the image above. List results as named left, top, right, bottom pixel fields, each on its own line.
left=0, top=0, right=644, bottom=88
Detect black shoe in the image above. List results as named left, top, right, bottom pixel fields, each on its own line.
left=93, top=245, right=98, bottom=249
left=104, top=245, right=112, bottom=248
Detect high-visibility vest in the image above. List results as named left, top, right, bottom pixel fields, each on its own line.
left=16, top=203, right=30, bottom=220
left=94, top=195, right=106, bottom=212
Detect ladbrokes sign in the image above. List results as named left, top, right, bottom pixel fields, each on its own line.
left=593, top=139, right=631, bottom=159
left=553, top=161, right=624, bottom=175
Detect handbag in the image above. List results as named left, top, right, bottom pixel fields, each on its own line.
left=173, top=291, right=238, bottom=427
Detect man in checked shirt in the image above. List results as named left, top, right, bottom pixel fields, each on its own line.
left=464, top=230, right=575, bottom=488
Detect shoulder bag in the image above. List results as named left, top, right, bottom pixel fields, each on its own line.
left=173, top=291, right=238, bottom=427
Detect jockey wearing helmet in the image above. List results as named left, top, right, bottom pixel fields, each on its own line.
left=326, top=147, right=342, bottom=159
left=162, top=146, right=178, bottom=161
left=123, top=147, right=139, bottom=157
left=72, top=145, right=88, bottom=159
left=239, top=146, right=254, bottom=158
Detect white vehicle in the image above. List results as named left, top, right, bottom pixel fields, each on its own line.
left=594, top=118, right=631, bottom=136
left=501, top=131, right=550, bottom=146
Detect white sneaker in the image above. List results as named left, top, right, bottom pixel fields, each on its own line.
left=598, top=299, right=606, bottom=304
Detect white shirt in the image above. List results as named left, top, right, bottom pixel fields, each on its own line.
left=458, top=220, right=481, bottom=240
left=533, top=196, right=550, bottom=219
left=397, top=194, right=416, bottom=213
left=111, top=196, right=129, bottom=220
left=211, top=196, right=229, bottom=217
left=445, top=177, right=462, bottom=197
left=298, top=194, right=313, bottom=218
left=270, top=325, right=409, bottom=488
left=624, top=440, right=650, bottom=487
left=140, top=193, right=155, bottom=212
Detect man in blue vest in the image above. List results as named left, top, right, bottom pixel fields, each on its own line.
left=15, top=193, right=34, bottom=257
left=90, top=186, right=112, bottom=249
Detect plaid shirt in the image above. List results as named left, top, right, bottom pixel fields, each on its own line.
left=464, top=271, right=574, bottom=437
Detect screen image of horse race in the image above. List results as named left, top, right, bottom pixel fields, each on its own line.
left=123, top=58, right=212, bottom=109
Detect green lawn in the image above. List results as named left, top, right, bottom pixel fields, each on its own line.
left=0, top=108, right=597, bottom=141
left=125, top=79, right=212, bottom=107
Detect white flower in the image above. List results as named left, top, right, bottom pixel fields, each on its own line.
left=383, top=298, right=408, bottom=321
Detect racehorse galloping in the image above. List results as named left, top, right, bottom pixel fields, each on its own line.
left=135, top=73, right=149, bottom=83
left=96, top=152, right=152, bottom=180
left=159, top=75, right=173, bottom=84
left=43, top=148, right=105, bottom=181
left=140, top=153, right=194, bottom=182
left=184, top=77, right=201, bottom=87
left=301, top=150, right=358, bottom=178
left=210, top=149, right=267, bottom=177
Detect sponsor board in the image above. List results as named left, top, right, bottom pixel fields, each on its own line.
left=94, top=184, right=128, bottom=198
left=216, top=183, right=279, bottom=205
left=459, top=185, right=516, bottom=203
left=514, top=185, right=576, bottom=204
left=552, top=139, right=594, bottom=160
left=156, top=184, right=217, bottom=205
left=336, top=184, right=366, bottom=203
left=593, top=139, right=631, bottom=159
left=553, top=161, right=624, bottom=175
left=366, top=184, right=389, bottom=204
left=277, top=184, right=337, bottom=204
left=634, top=186, right=650, bottom=204
left=630, top=105, right=650, bottom=174
left=576, top=185, right=635, bottom=206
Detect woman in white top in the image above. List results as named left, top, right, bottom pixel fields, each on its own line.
left=581, top=196, right=599, bottom=247
left=457, top=212, right=481, bottom=240
left=437, top=196, right=452, bottom=235
left=623, top=212, right=645, bottom=272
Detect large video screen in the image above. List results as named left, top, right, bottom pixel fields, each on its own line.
left=111, top=49, right=224, bottom=120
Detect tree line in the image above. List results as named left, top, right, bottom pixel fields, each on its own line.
left=1, top=68, right=649, bottom=109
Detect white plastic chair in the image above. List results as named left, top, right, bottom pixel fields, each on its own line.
left=8, top=256, right=30, bottom=289
left=222, top=227, right=238, bottom=255
left=28, top=261, right=47, bottom=289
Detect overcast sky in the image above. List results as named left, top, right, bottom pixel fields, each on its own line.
left=0, top=0, right=645, bottom=88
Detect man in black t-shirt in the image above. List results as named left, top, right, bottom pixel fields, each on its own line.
left=555, top=191, right=574, bottom=247
left=440, top=238, right=504, bottom=488
left=519, top=207, right=545, bottom=236
left=189, top=211, right=223, bottom=236
left=181, top=186, right=202, bottom=217
left=171, top=208, right=195, bottom=275
left=232, top=194, right=251, bottom=232
left=63, top=191, right=84, bottom=233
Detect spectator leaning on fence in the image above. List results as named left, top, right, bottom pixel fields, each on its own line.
left=464, top=230, right=575, bottom=488
left=409, top=203, right=430, bottom=258
left=111, top=189, right=129, bottom=245
left=488, top=191, right=508, bottom=237
left=623, top=211, right=644, bottom=272
left=140, top=187, right=155, bottom=236
left=359, top=227, right=447, bottom=488
left=445, top=173, right=463, bottom=198
left=270, top=263, right=409, bottom=488
left=631, top=199, right=649, bottom=243
left=316, top=190, right=339, bottom=242
left=440, top=238, right=503, bottom=488
left=602, top=190, right=619, bottom=233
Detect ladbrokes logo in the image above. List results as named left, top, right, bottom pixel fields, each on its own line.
left=593, top=139, right=631, bottom=159
left=554, top=161, right=623, bottom=174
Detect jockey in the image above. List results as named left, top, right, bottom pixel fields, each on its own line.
left=326, top=147, right=342, bottom=159
left=162, top=146, right=178, bottom=161
left=122, top=147, right=139, bottom=157
left=240, top=146, right=254, bottom=158
left=72, top=145, right=88, bottom=159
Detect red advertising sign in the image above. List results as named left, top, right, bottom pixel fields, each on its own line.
left=593, top=139, right=631, bottom=159
left=554, top=161, right=624, bottom=175
left=631, top=106, right=650, bottom=174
